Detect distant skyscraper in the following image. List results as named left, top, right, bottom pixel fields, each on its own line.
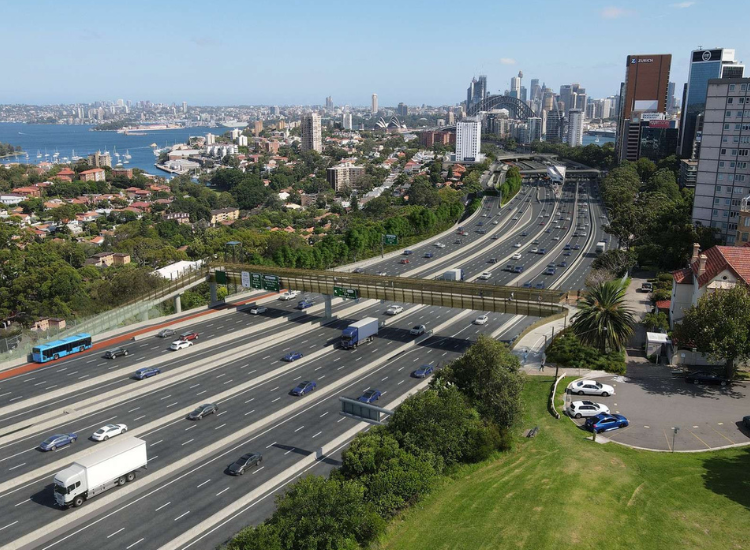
left=520, top=86, right=527, bottom=102
left=301, top=113, right=322, bottom=153
left=530, top=79, right=541, bottom=101
left=559, top=85, right=572, bottom=113
left=342, top=113, right=353, bottom=130
left=271, top=106, right=280, bottom=116
left=616, top=54, right=672, bottom=162
left=678, top=48, right=744, bottom=159
left=466, top=76, right=487, bottom=112
left=455, top=119, right=482, bottom=163
left=545, top=109, right=565, bottom=143
left=371, top=93, right=378, bottom=114
left=182, top=101, right=187, bottom=113
left=325, top=96, right=333, bottom=109
left=466, top=77, right=477, bottom=109
left=527, top=117, right=543, bottom=143
left=510, top=71, right=522, bottom=99
left=566, top=109, right=584, bottom=146
left=397, top=102, right=408, bottom=117
left=667, top=81, right=676, bottom=112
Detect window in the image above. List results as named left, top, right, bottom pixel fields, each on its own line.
left=713, top=209, right=719, bottom=216
left=741, top=98, right=747, bottom=104
left=719, top=174, right=725, bottom=181
left=732, top=149, right=738, bottom=156
left=724, top=211, right=729, bottom=217
left=717, top=185, right=723, bottom=191
left=736, top=124, right=742, bottom=130
left=722, top=148, right=728, bottom=154
left=743, top=84, right=748, bottom=91
left=730, top=162, right=736, bottom=167
left=725, top=198, right=731, bottom=205
left=723, top=137, right=729, bottom=143
left=740, top=149, right=749, bottom=156
left=740, top=162, right=748, bottom=168
left=745, top=217, right=750, bottom=227
left=715, top=198, right=721, bottom=204
left=727, top=111, right=733, bottom=117
left=735, top=136, right=740, bottom=143
left=728, top=97, right=734, bottom=104
left=743, top=137, right=750, bottom=143
left=730, top=84, right=736, bottom=91
left=742, top=232, right=749, bottom=242
left=720, top=161, right=725, bottom=167
left=725, top=124, right=731, bottom=130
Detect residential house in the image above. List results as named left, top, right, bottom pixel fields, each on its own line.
left=163, top=212, right=190, bottom=224
left=55, top=168, right=76, bottom=180
left=210, top=207, right=240, bottom=226
left=12, top=186, right=42, bottom=198
left=0, top=194, right=25, bottom=206
left=79, top=168, right=106, bottom=182
left=84, top=251, right=130, bottom=267
left=112, top=168, right=134, bottom=179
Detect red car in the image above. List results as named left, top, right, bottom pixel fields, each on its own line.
left=179, top=331, right=199, bottom=341
left=400, top=259, right=410, bottom=264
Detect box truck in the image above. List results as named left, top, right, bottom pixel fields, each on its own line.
left=341, top=317, right=379, bottom=349
left=595, top=241, right=606, bottom=254
left=443, top=268, right=464, bottom=281
left=53, top=437, right=147, bottom=508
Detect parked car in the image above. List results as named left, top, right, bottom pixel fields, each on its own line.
left=227, top=453, right=263, bottom=476
left=156, top=328, right=175, bottom=338
left=639, top=282, right=654, bottom=293
left=249, top=305, right=267, bottom=315
left=91, top=423, right=128, bottom=442
left=134, top=367, right=161, bottom=380
left=188, top=403, right=219, bottom=420
left=104, top=347, right=129, bottom=359
left=39, top=433, right=77, bottom=451
left=358, top=389, right=382, bottom=403
left=568, top=400, right=610, bottom=419
left=585, top=413, right=629, bottom=433
left=291, top=380, right=316, bottom=396
left=179, top=331, right=199, bottom=341
left=386, top=305, right=404, bottom=315
left=685, top=371, right=731, bottom=386
left=410, top=325, right=426, bottom=336
left=474, top=314, right=489, bottom=325
left=278, top=290, right=300, bottom=301
left=282, top=351, right=304, bottom=362
left=570, top=379, right=614, bottom=397
left=412, top=365, right=434, bottom=378
left=170, top=340, right=193, bottom=351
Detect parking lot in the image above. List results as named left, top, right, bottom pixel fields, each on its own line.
left=565, top=365, right=750, bottom=451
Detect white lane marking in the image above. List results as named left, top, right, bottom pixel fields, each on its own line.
left=65, top=371, right=78, bottom=376
left=214, top=424, right=226, bottom=430
left=78, top=374, right=89, bottom=379
left=284, top=449, right=294, bottom=455
left=217, top=411, right=226, bottom=417
left=338, top=417, right=346, bottom=422
left=294, top=426, right=304, bottom=433
left=333, top=358, right=341, bottom=362
left=155, top=502, right=171, bottom=511
left=223, top=379, right=234, bottom=385
left=312, top=431, right=322, bottom=438
left=0, top=392, right=11, bottom=398
left=107, top=528, right=125, bottom=538
left=266, top=441, right=276, bottom=448
left=133, top=415, right=146, bottom=421
left=293, top=376, right=301, bottom=381
left=0, top=521, right=18, bottom=531
left=160, top=394, right=172, bottom=400
left=150, top=440, right=163, bottom=447
left=270, top=387, right=279, bottom=392
left=189, top=384, right=200, bottom=389
left=184, top=425, right=196, bottom=431
left=398, top=380, right=405, bottom=385
left=215, top=488, right=229, bottom=496
left=337, top=366, right=345, bottom=370
left=23, top=378, right=35, bottom=382
left=319, top=375, right=326, bottom=379
left=9, top=396, right=23, bottom=401
left=244, top=409, right=255, bottom=416
left=382, top=376, right=388, bottom=381
left=128, top=407, right=140, bottom=413
left=320, top=411, right=329, bottom=418
left=215, top=373, right=226, bottom=378
left=181, top=439, right=194, bottom=446
left=398, top=366, right=404, bottom=371
left=252, top=466, right=265, bottom=474
left=271, top=397, right=281, bottom=403
left=14, top=498, right=30, bottom=507
left=8, top=463, right=26, bottom=471
left=196, top=390, right=207, bottom=396
left=245, top=397, right=255, bottom=404
left=174, top=511, right=190, bottom=521
left=166, top=402, right=179, bottom=408
left=45, top=385, right=57, bottom=390
left=314, top=366, right=323, bottom=371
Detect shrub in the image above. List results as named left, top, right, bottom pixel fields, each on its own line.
left=546, top=329, right=626, bottom=374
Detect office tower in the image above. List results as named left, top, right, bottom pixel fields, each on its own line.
left=667, top=82, right=676, bottom=112
left=455, top=119, right=482, bottom=163
left=559, top=85, right=572, bottom=113
left=447, top=111, right=456, bottom=125
left=586, top=102, right=598, bottom=119
left=371, top=93, right=378, bottom=114
left=475, top=75, right=487, bottom=103
left=510, top=71, right=522, bottom=99
left=530, top=79, right=541, bottom=101
left=466, top=77, right=477, bottom=109
left=691, top=77, right=750, bottom=244
left=182, top=101, right=187, bottom=113
left=520, top=86, right=527, bottom=102
left=301, top=113, right=322, bottom=153
left=271, top=106, right=280, bottom=116
left=678, top=48, right=744, bottom=159
left=545, top=109, right=565, bottom=143
left=116, top=99, right=124, bottom=107
left=566, top=109, right=584, bottom=146
left=574, top=88, right=587, bottom=111
left=527, top=117, right=543, bottom=143
left=342, top=113, right=353, bottom=130
left=397, top=102, right=408, bottom=117
left=616, top=54, right=672, bottom=162
left=542, top=89, right=555, bottom=111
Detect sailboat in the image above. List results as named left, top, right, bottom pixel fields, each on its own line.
left=36, top=150, right=41, bottom=159
left=71, top=149, right=81, bottom=161
left=124, top=149, right=131, bottom=160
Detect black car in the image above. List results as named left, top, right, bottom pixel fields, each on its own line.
left=104, top=347, right=129, bottom=359
left=227, top=452, right=262, bottom=475
left=685, top=371, right=731, bottom=386
left=188, top=403, right=219, bottom=420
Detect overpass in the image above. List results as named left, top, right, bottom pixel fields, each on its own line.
left=210, top=264, right=566, bottom=318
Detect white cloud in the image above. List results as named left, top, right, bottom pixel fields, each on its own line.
left=670, top=1, right=696, bottom=7
left=600, top=6, right=631, bottom=19
left=499, top=58, right=516, bottom=65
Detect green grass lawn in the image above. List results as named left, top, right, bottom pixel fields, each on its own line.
left=377, top=377, right=750, bottom=550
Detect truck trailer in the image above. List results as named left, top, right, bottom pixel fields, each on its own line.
left=443, top=268, right=464, bottom=281
left=341, top=317, right=379, bottom=349
left=53, top=437, right=147, bottom=508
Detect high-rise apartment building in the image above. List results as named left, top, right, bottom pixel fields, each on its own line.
left=510, top=72, right=522, bottom=99
left=254, top=120, right=264, bottom=136
left=397, top=102, right=409, bottom=117
left=325, top=96, right=333, bottom=109
left=545, top=109, right=565, bottom=143
left=327, top=163, right=365, bottom=193
left=691, top=78, right=750, bottom=244
left=527, top=117, right=543, bottom=143
left=455, top=119, right=482, bottom=163
left=566, top=109, right=584, bottom=146
left=616, top=54, right=672, bottom=162
left=530, top=79, right=541, bottom=101
left=678, top=48, right=744, bottom=159
left=342, top=113, right=353, bottom=130
left=301, top=113, right=322, bottom=153
left=371, top=94, right=378, bottom=114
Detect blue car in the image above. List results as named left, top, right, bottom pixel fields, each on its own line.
left=424, top=252, right=433, bottom=258
left=134, top=367, right=161, bottom=380
left=412, top=365, right=434, bottom=378
left=283, top=351, right=304, bottom=362
left=573, top=244, right=581, bottom=250
left=290, top=380, right=316, bottom=396
left=403, top=249, right=413, bottom=255
left=40, top=433, right=77, bottom=451
left=539, top=248, right=546, bottom=255
left=564, top=244, right=571, bottom=250
left=296, top=299, right=314, bottom=310
left=358, top=389, right=382, bottom=403
left=585, top=413, right=629, bottom=433
left=522, top=281, right=533, bottom=288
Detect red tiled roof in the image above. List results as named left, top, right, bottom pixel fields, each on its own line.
left=655, top=299, right=671, bottom=311
left=672, top=267, right=693, bottom=284
left=695, top=245, right=750, bottom=287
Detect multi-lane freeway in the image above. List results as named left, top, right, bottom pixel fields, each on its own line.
left=0, top=179, right=608, bottom=550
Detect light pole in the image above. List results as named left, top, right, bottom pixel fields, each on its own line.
left=672, top=427, right=679, bottom=452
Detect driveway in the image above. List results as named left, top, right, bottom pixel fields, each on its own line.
left=565, top=364, right=750, bottom=451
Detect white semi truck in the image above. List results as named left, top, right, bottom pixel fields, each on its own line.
left=595, top=241, right=606, bottom=254
left=53, top=437, right=147, bottom=508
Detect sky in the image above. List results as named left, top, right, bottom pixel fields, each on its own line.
left=1, top=0, right=746, bottom=107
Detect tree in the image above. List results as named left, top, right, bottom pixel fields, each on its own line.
left=572, top=280, right=636, bottom=353
left=673, top=284, right=750, bottom=379
left=591, top=249, right=637, bottom=277
left=643, top=311, right=669, bottom=332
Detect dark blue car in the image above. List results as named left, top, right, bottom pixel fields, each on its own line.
left=39, top=433, right=77, bottom=451
left=296, top=299, right=314, bottom=310
left=423, top=252, right=433, bottom=258
left=291, top=380, right=316, bottom=396
left=585, top=413, right=629, bottom=433
left=412, top=365, right=434, bottom=378
left=358, top=389, right=382, bottom=403
left=134, top=367, right=161, bottom=380
left=283, top=351, right=304, bottom=362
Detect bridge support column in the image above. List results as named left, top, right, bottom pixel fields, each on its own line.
left=324, top=294, right=332, bottom=319
left=174, top=294, right=182, bottom=314
left=209, top=281, right=218, bottom=305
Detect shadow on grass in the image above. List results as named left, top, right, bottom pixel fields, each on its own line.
left=702, top=445, right=750, bottom=510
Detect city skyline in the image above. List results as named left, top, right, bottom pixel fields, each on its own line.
left=1, top=0, right=744, bottom=106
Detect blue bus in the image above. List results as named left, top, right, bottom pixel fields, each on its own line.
left=31, top=333, right=93, bottom=363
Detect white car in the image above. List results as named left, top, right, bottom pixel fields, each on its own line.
left=567, top=401, right=610, bottom=419
left=530, top=247, right=539, bottom=254
left=493, top=220, right=499, bottom=225
left=553, top=236, right=560, bottom=241
left=473, top=314, right=489, bottom=325
left=570, top=379, right=614, bottom=397
left=435, top=242, right=446, bottom=248
left=512, top=216, right=519, bottom=221
left=386, top=305, right=404, bottom=315
left=513, top=243, right=522, bottom=248
left=249, top=305, right=267, bottom=315
left=278, top=290, right=300, bottom=301
left=91, top=423, right=128, bottom=442
left=511, top=253, right=522, bottom=260
left=479, top=271, right=491, bottom=280
left=170, top=340, right=193, bottom=351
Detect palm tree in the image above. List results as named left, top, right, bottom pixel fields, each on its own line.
left=572, top=280, right=636, bottom=353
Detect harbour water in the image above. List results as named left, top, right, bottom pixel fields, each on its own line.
left=0, top=123, right=218, bottom=176
left=582, top=134, right=615, bottom=146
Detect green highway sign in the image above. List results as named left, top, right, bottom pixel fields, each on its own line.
left=333, top=286, right=359, bottom=299
left=250, top=273, right=263, bottom=289
left=383, top=234, right=398, bottom=245
left=262, top=274, right=280, bottom=292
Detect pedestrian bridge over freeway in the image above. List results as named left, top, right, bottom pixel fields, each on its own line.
left=210, top=264, right=566, bottom=318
